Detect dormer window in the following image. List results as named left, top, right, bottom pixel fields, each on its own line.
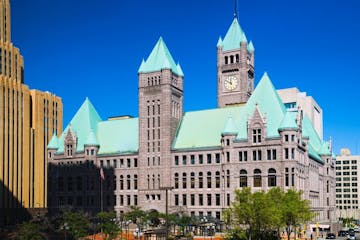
left=253, top=129, right=262, bottom=143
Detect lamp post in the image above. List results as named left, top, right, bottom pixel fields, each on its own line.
left=200, top=216, right=207, bottom=240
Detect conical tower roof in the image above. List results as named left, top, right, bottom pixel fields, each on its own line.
left=222, top=18, right=247, bottom=51
left=138, top=37, right=182, bottom=76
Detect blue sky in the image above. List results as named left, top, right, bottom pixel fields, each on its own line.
left=11, top=0, right=360, bottom=155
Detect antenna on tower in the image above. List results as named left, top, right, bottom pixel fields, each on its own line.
left=234, top=0, right=238, bottom=19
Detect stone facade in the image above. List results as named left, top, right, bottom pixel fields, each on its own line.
left=48, top=16, right=336, bottom=228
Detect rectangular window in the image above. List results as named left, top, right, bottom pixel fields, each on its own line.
left=285, top=148, right=289, bottom=159
left=215, top=153, right=220, bottom=163
left=191, top=194, right=195, bottom=206
left=182, top=155, right=187, bottom=165
left=258, top=150, right=262, bottom=161
left=191, top=155, right=195, bottom=164
left=227, top=194, right=230, bottom=206
left=291, top=148, right=295, bottom=159
left=207, top=194, right=212, bottom=206
left=113, top=159, right=117, bottom=168
left=267, top=150, right=271, bottom=160
left=272, top=149, right=276, bottom=160
left=199, top=154, right=203, bottom=164
left=226, top=152, right=230, bottom=162
left=285, top=135, right=289, bottom=142
left=216, top=194, right=220, bottom=206
left=127, top=159, right=131, bottom=167
left=175, top=194, right=179, bottom=206
left=175, top=156, right=179, bottom=165
left=182, top=194, right=187, bottom=206
left=207, top=154, right=212, bottom=164
left=253, top=150, right=257, bottom=161
left=199, top=194, right=203, bottom=206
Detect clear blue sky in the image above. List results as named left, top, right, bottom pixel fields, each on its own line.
left=11, top=0, right=360, bottom=155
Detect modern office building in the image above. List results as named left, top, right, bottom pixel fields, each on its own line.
left=48, top=15, right=336, bottom=229
left=0, top=0, right=63, bottom=226
left=335, top=148, right=360, bottom=219
left=277, top=88, right=323, bottom=139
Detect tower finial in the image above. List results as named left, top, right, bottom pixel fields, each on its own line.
left=234, top=0, right=238, bottom=19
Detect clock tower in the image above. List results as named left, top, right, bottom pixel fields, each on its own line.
left=217, top=17, right=255, bottom=107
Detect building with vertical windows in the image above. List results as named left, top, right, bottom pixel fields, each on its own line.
left=0, top=0, right=63, bottom=226
left=335, top=148, right=360, bottom=219
left=48, top=14, right=336, bottom=231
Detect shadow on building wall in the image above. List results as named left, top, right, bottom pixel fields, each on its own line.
left=48, top=161, right=115, bottom=218
left=0, top=180, right=32, bottom=228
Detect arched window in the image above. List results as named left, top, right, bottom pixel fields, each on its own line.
left=253, top=169, right=262, bottom=187
left=190, top=172, right=195, bottom=188
left=240, top=169, right=247, bottom=187
left=120, top=175, right=124, bottom=190
left=268, top=168, right=276, bottom=187
left=134, top=174, right=138, bottom=190
left=147, top=175, right=150, bottom=189
left=174, top=173, right=179, bottom=189
left=127, top=175, right=131, bottom=189
left=207, top=172, right=212, bottom=188
left=152, top=174, right=155, bottom=189
left=157, top=174, right=160, bottom=189
left=225, top=56, right=228, bottom=64
left=215, top=171, right=220, bottom=188
left=199, top=172, right=203, bottom=188
left=182, top=173, right=187, bottom=189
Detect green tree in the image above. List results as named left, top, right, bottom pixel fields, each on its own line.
left=61, top=210, right=90, bottom=239
left=17, top=221, right=44, bottom=240
left=281, top=189, right=314, bottom=240
left=224, top=187, right=314, bottom=240
left=124, top=206, right=146, bottom=225
left=97, top=211, right=120, bottom=240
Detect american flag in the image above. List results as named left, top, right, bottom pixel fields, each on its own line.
left=100, top=168, right=105, bottom=181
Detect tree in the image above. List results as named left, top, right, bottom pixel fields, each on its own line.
left=281, top=189, right=314, bottom=240
left=224, top=187, right=314, bottom=240
left=124, top=206, right=146, bottom=225
left=61, top=210, right=90, bottom=239
left=97, top=211, right=120, bottom=240
left=17, top=221, right=44, bottom=240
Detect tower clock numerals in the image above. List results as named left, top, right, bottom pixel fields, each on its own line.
left=224, top=75, right=238, bottom=91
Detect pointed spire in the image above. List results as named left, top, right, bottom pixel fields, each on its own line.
left=222, top=18, right=248, bottom=51
left=138, top=59, right=146, bottom=73
left=247, top=41, right=255, bottom=52
left=278, top=110, right=299, bottom=131
left=217, top=37, right=223, bottom=47
left=139, top=36, right=181, bottom=75
left=176, top=63, right=184, bottom=77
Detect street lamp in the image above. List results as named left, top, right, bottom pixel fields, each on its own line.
left=159, top=186, right=174, bottom=239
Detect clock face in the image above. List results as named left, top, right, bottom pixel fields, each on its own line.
left=224, top=75, right=238, bottom=91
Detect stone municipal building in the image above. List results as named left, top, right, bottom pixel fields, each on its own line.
left=48, top=15, right=336, bottom=226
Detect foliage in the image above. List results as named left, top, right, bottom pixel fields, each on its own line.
left=124, top=206, right=146, bottom=225
left=61, top=210, right=90, bottom=239
left=224, top=187, right=314, bottom=240
left=145, top=209, right=161, bottom=227
left=17, top=221, right=44, bottom=240
left=97, top=211, right=120, bottom=240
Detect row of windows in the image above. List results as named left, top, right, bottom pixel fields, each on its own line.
left=118, top=175, right=138, bottom=190
left=336, top=177, right=358, bottom=182
left=224, top=54, right=240, bottom=65
left=336, top=199, right=358, bottom=204
left=284, top=134, right=296, bottom=142
left=336, top=194, right=358, bottom=198
left=174, top=193, right=221, bottom=206
left=147, top=100, right=161, bottom=116
left=338, top=206, right=359, bottom=209
left=335, top=165, right=357, bottom=170
left=336, top=182, right=357, bottom=187
left=336, top=160, right=358, bottom=165
left=147, top=76, right=161, bottom=86
left=118, top=194, right=138, bottom=206
left=336, top=171, right=357, bottom=176
left=99, top=158, right=138, bottom=169
left=336, top=188, right=358, bottom=193
left=174, top=153, right=221, bottom=166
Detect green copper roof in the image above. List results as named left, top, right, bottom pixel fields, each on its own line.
left=236, top=72, right=286, bottom=140
left=222, top=18, right=247, bottom=51
left=138, top=37, right=183, bottom=76
left=85, top=130, right=99, bottom=146
left=278, top=110, right=299, bottom=131
left=173, top=106, right=244, bottom=150
left=318, top=142, right=331, bottom=156
left=247, top=41, right=255, bottom=52
left=176, top=63, right=184, bottom=76
left=57, top=98, right=102, bottom=153
left=97, top=117, right=138, bottom=154
left=222, top=116, right=238, bottom=135
left=48, top=134, right=59, bottom=149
